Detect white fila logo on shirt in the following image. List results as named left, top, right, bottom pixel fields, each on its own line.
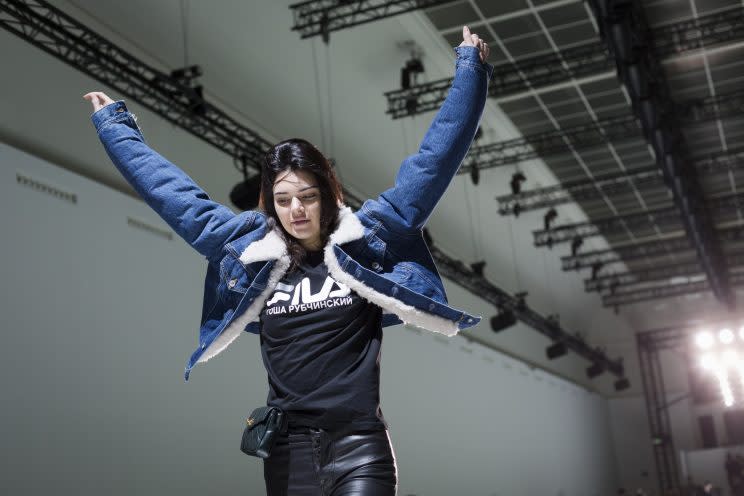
left=266, top=276, right=351, bottom=307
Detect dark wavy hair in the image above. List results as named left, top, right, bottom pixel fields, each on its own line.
left=259, top=138, right=344, bottom=271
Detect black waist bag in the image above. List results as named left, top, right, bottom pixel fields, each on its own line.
left=240, top=406, right=287, bottom=459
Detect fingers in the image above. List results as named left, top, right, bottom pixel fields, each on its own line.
left=83, top=91, right=115, bottom=112
left=459, top=26, right=490, bottom=63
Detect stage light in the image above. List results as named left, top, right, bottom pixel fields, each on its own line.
left=723, top=350, right=738, bottom=367
left=695, top=331, right=714, bottom=349
left=546, top=342, right=567, bottom=360
left=470, top=164, right=480, bottom=186
left=543, top=208, right=558, bottom=231
left=510, top=172, right=526, bottom=195
left=490, top=310, right=517, bottom=333
left=586, top=362, right=605, bottom=379
left=700, top=354, right=715, bottom=371
left=614, top=377, right=630, bottom=391
left=470, top=261, right=486, bottom=277
left=720, top=328, right=735, bottom=344
left=716, top=370, right=735, bottom=407
left=230, top=173, right=262, bottom=211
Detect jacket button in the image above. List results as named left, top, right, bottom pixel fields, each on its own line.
left=372, top=262, right=381, bottom=271
left=228, top=278, right=237, bottom=288
left=428, top=303, right=435, bottom=311
left=201, top=343, right=206, bottom=349
left=391, top=287, right=399, bottom=296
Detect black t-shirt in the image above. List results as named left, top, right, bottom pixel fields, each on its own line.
left=259, top=250, right=387, bottom=432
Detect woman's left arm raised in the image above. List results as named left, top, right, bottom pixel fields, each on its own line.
left=364, top=26, right=492, bottom=234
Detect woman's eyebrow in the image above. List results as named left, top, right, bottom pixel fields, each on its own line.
left=274, top=185, right=319, bottom=196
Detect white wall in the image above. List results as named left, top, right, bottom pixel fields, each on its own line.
left=1, top=143, right=619, bottom=495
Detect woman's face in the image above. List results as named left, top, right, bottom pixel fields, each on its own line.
left=272, top=168, right=323, bottom=250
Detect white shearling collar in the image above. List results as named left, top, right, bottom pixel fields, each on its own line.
left=239, top=205, right=363, bottom=264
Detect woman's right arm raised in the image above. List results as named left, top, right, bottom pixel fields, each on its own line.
left=84, top=92, right=254, bottom=261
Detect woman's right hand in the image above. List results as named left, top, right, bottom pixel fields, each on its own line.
left=83, top=91, right=116, bottom=113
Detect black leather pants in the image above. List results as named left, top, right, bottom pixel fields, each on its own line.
left=263, top=427, right=398, bottom=495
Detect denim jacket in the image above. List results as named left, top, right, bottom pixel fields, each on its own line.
left=91, top=46, right=493, bottom=380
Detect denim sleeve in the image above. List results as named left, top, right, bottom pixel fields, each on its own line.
left=91, top=101, right=256, bottom=261
left=363, top=46, right=493, bottom=234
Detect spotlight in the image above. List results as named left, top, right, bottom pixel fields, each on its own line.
left=586, top=362, right=605, bottom=378
left=490, top=309, right=517, bottom=333
left=614, top=377, right=630, bottom=391
left=470, top=261, right=486, bottom=277
left=571, top=236, right=583, bottom=256
left=720, top=328, right=735, bottom=344
left=546, top=342, right=567, bottom=360
left=700, top=354, right=715, bottom=371
left=510, top=172, right=526, bottom=195
left=591, top=262, right=603, bottom=280
left=514, top=291, right=528, bottom=310
left=401, top=55, right=424, bottom=89
left=696, top=331, right=714, bottom=349
left=543, top=208, right=558, bottom=231
left=404, top=95, right=418, bottom=115
left=723, top=350, right=738, bottom=367
left=230, top=174, right=261, bottom=211
left=470, top=163, right=480, bottom=186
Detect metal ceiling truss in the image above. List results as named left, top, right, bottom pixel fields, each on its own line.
left=562, top=234, right=693, bottom=271
left=588, top=0, right=731, bottom=308
left=562, top=223, right=744, bottom=271
left=602, top=271, right=744, bottom=308
left=588, top=252, right=744, bottom=295
left=0, top=0, right=627, bottom=380
left=289, top=0, right=455, bottom=40
left=386, top=6, right=744, bottom=119
left=533, top=190, right=744, bottom=247
left=497, top=166, right=661, bottom=216
left=586, top=259, right=701, bottom=293
left=459, top=87, right=744, bottom=174
left=0, top=0, right=273, bottom=170
left=498, top=146, right=744, bottom=216
left=385, top=41, right=613, bottom=118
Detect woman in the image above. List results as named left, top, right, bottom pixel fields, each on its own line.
left=85, top=25, right=491, bottom=496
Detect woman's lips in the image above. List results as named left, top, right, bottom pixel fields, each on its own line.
left=292, top=220, right=309, bottom=226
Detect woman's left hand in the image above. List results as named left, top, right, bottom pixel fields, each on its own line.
left=458, top=25, right=490, bottom=63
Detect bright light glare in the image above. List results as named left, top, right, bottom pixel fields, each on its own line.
left=696, top=332, right=714, bottom=349
left=720, top=328, right=735, bottom=344
left=739, top=327, right=744, bottom=341
left=716, top=370, right=735, bottom=407
left=723, top=350, right=739, bottom=366
left=700, top=354, right=716, bottom=371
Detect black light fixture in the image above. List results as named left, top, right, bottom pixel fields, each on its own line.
left=586, top=362, right=605, bottom=379
left=591, top=261, right=604, bottom=280
left=571, top=235, right=583, bottom=256
left=514, top=291, right=528, bottom=310
left=614, top=377, right=630, bottom=391
left=490, top=309, right=517, bottom=333
left=470, top=261, right=486, bottom=277
left=171, top=65, right=207, bottom=117
left=470, top=163, right=480, bottom=186
left=230, top=155, right=261, bottom=211
left=546, top=341, right=568, bottom=360
left=401, top=55, right=424, bottom=89
left=543, top=208, right=558, bottom=231
left=510, top=172, right=526, bottom=195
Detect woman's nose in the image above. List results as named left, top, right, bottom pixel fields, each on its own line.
left=290, top=197, right=304, bottom=213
